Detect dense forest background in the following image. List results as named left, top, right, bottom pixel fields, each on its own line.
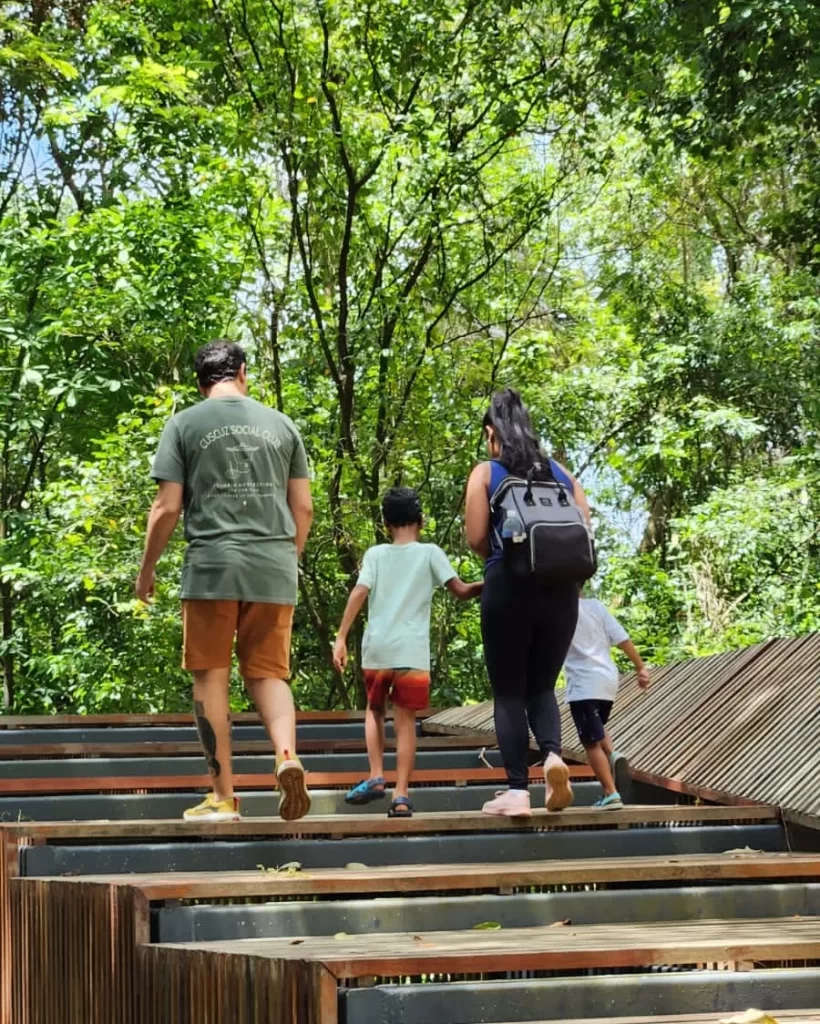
left=0, top=0, right=817, bottom=713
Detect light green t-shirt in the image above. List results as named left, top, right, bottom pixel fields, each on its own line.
left=358, top=542, right=456, bottom=671
left=151, top=396, right=309, bottom=604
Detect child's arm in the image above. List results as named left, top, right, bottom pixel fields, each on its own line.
left=616, top=639, right=650, bottom=689
left=446, top=577, right=483, bottom=601
left=333, top=585, right=369, bottom=672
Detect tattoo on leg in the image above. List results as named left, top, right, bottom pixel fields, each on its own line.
left=194, top=699, right=221, bottom=778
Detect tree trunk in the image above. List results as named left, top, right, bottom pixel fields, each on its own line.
left=1, top=579, right=14, bottom=710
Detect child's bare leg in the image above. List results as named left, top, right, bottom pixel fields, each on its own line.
left=365, top=704, right=386, bottom=782
left=600, top=730, right=613, bottom=757
left=585, top=741, right=617, bottom=796
left=392, top=704, right=417, bottom=798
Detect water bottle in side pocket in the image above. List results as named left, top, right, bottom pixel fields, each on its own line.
left=501, top=508, right=526, bottom=543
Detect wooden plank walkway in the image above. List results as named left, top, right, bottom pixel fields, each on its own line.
left=0, top=735, right=490, bottom=759
left=0, top=765, right=593, bottom=794
left=13, top=870, right=820, bottom=1024
left=0, top=803, right=779, bottom=841
left=0, top=709, right=435, bottom=728
left=41, top=851, right=820, bottom=900
left=508, top=1014, right=820, bottom=1024
left=162, top=915, right=820, bottom=976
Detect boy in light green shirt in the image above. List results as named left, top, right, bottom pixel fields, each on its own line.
left=333, top=488, right=482, bottom=817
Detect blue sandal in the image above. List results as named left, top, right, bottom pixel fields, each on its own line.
left=387, top=796, right=414, bottom=818
left=345, top=777, right=387, bottom=805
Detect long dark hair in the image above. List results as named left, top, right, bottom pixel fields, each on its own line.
left=483, top=388, right=550, bottom=479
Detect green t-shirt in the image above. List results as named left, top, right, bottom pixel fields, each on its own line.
left=151, top=396, right=309, bottom=604
left=358, top=541, right=456, bottom=671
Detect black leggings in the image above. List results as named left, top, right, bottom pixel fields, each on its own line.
left=481, top=563, right=579, bottom=790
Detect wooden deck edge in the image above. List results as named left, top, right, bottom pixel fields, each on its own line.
left=157, top=916, right=820, bottom=978
left=0, top=765, right=593, bottom=795
left=13, top=850, right=820, bottom=901
left=0, top=709, right=436, bottom=728
left=0, top=802, right=779, bottom=841
left=494, top=1014, right=820, bottom=1024
left=0, top=734, right=491, bottom=759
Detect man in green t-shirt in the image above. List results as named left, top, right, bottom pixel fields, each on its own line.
left=136, top=340, right=313, bottom=822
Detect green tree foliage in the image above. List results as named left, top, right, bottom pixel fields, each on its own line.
left=0, top=0, right=817, bottom=712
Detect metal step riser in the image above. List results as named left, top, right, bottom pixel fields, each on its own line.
left=0, top=749, right=500, bottom=777
left=0, top=782, right=604, bottom=821
left=342, top=969, right=820, bottom=1024
left=155, top=883, right=820, bottom=943
left=21, top=823, right=783, bottom=876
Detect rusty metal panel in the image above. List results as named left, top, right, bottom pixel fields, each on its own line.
left=136, top=943, right=331, bottom=1024
left=10, top=877, right=146, bottom=1024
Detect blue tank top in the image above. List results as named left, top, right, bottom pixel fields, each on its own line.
left=485, top=458, right=574, bottom=570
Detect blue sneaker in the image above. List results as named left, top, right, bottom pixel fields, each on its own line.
left=594, top=792, right=624, bottom=810
left=345, top=776, right=386, bottom=805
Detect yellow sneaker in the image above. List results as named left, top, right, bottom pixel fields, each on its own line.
left=182, top=793, right=241, bottom=822
left=276, top=751, right=311, bottom=821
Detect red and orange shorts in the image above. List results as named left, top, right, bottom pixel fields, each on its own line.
left=363, top=669, right=430, bottom=712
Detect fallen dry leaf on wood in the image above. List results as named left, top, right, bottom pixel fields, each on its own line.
left=719, top=1011, right=780, bottom=1024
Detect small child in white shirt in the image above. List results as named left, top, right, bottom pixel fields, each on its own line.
left=564, top=594, right=649, bottom=809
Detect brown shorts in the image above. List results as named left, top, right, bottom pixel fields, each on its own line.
left=182, top=600, right=294, bottom=680
left=363, top=669, right=431, bottom=712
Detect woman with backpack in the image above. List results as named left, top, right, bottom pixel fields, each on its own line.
left=465, top=388, right=594, bottom=818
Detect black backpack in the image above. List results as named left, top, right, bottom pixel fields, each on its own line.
left=490, top=463, right=596, bottom=582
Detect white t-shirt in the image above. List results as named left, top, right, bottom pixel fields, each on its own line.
left=358, top=542, right=456, bottom=671
left=564, top=598, right=630, bottom=703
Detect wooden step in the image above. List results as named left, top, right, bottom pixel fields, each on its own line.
left=0, top=803, right=779, bottom=842
left=14, top=865, right=818, bottom=1024
left=161, top=915, right=820, bottom=978
left=49, top=851, right=820, bottom=900
left=0, top=735, right=492, bottom=759
left=0, top=764, right=593, bottom=794
left=0, top=709, right=436, bottom=728
left=499, top=1014, right=820, bottom=1024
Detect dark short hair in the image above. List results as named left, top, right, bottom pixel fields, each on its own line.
left=195, top=340, right=247, bottom=389
left=382, top=487, right=423, bottom=528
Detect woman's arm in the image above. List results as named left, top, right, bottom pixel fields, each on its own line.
left=464, top=462, right=492, bottom=559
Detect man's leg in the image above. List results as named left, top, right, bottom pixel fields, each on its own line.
left=239, top=602, right=309, bottom=821
left=193, top=669, right=235, bottom=800
left=182, top=600, right=238, bottom=814
left=245, top=676, right=297, bottom=756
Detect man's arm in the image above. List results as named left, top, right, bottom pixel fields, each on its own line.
left=332, top=585, right=369, bottom=672
left=617, top=639, right=650, bottom=689
left=446, top=577, right=483, bottom=601
left=136, top=481, right=183, bottom=602
left=287, top=477, right=313, bottom=556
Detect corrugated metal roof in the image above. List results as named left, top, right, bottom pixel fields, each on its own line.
left=425, top=633, right=820, bottom=828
